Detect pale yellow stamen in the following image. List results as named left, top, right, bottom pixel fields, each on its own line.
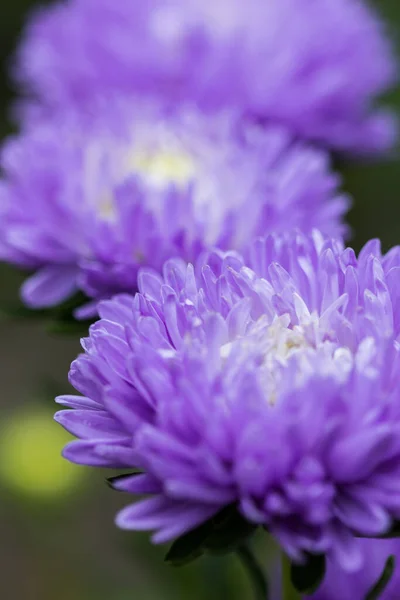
left=129, top=148, right=196, bottom=189
left=220, top=313, right=353, bottom=406
left=91, top=135, right=196, bottom=222
left=98, top=192, right=117, bottom=221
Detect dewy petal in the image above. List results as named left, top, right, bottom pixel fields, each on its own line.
left=115, top=497, right=185, bottom=530
left=21, top=265, right=78, bottom=307
left=54, top=409, right=125, bottom=440
left=330, top=527, right=363, bottom=573
left=63, top=439, right=136, bottom=468
left=310, top=538, right=400, bottom=600
left=73, top=300, right=100, bottom=320
left=151, top=505, right=219, bottom=544
left=2, top=73, right=350, bottom=313
left=110, top=473, right=162, bottom=494
left=55, top=394, right=102, bottom=410
left=327, top=427, right=395, bottom=483
left=334, top=494, right=389, bottom=536
left=165, top=478, right=235, bottom=505
left=57, top=231, right=400, bottom=562
left=16, top=0, right=396, bottom=152
left=116, top=497, right=218, bottom=543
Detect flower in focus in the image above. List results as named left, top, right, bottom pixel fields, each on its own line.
left=0, top=102, right=347, bottom=314
left=15, top=0, right=397, bottom=153
left=311, top=538, right=400, bottom=600
left=56, top=231, right=400, bottom=569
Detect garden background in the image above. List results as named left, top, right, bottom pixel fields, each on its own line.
left=0, top=1, right=399, bottom=598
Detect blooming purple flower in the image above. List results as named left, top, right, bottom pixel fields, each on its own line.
left=56, top=231, right=400, bottom=569
left=0, top=102, right=347, bottom=313
left=311, top=539, right=400, bottom=600
left=15, top=0, right=397, bottom=153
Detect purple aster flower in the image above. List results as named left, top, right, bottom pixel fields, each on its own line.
left=0, top=101, right=347, bottom=314
left=311, top=539, right=400, bottom=599
left=56, top=231, right=400, bottom=569
left=15, top=0, right=397, bottom=153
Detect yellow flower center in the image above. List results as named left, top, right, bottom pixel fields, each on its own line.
left=221, top=313, right=354, bottom=405
left=94, top=140, right=197, bottom=222
left=129, top=147, right=196, bottom=189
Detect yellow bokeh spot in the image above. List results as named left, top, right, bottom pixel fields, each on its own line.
left=0, top=409, right=84, bottom=500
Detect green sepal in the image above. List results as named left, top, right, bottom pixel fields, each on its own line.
left=165, top=505, right=258, bottom=567
left=164, top=519, right=214, bottom=566
left=365, top=555, right=395, bottom=600
left=204, top=505, right=257, bottom=554
left=106, top=472, right=141, bottom=490
left=290, top=553, right=326, bottom=594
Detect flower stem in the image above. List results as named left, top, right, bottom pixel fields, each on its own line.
left=282, top=552, right=301, bottom=600
left=237, top=543, right=269, bottom=600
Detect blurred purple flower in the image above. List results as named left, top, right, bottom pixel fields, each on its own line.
left=311, top=538, right=400, bottom=600
left=56, top=231, right=400, bottom=568
left=0, top=102, right=347, bottom=313
left=15, top=0, right=397, bottom=153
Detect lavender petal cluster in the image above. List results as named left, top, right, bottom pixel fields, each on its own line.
left=3, top=0, right=400, bottom=589
left=311, top=539, right=400, bottom=600
left=0, top=103, right=347, bottom=313
left=15, top=0, right=397, bottom=153
left=56, top=232, right=400, bottom=569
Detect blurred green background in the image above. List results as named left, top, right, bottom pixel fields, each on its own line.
left=0, top=1, right=399, bottom=599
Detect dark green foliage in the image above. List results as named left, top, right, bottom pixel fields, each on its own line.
left=0, top=288, right=93, bottom=335
left=165, top=505, right=258, bottom=567
left=364, top=555, right=395, bottom=600
left=290, top=553, right=326, bottom=595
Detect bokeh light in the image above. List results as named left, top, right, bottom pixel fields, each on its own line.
left=0, top=407, right=84, bottom=499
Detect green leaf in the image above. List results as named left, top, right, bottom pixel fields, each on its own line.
left=106, top=472, right=141, bottom=490
left=205, top=507, right=257, bottom=554
left=164, top=505, right=259, bottom=567
left=46, top=318, right=91, bottom=336
left=164, top=519, right=214, bottom=566
left=0, top=287, right=93, bottom=335
left=290, top=553, right=326, bottom=594
left=365, top=555, right=395, bottom=600
left=237, top=544, right=269, bottom=600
